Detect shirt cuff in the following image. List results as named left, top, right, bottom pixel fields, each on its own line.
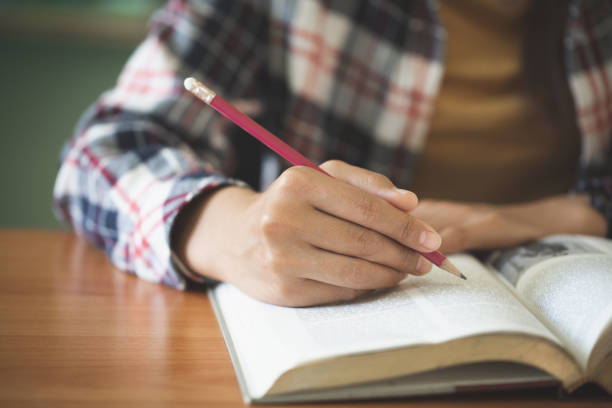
left=164, top=174, right=250, bottom=288
left=170, top=249, right=219, bottom=286
left=572, top=171, right=612, bottom=238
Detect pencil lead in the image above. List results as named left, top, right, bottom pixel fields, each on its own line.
left=440, top=258, right=466, bottom=281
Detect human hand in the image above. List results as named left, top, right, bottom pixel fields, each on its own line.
left=177, top=160, right=441, bottom=306
left=410, top=195, right=607, bottom=254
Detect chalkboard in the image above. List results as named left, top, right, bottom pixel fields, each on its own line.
left=0, top=0, right=164, bottom=17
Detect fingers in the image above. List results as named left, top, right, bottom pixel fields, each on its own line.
left=438, top=217, right=540, bottom=254
left=255, top=214, right=427, bottom=289
left=252, top=164, right=440, bottom=307
left=245, top=244, right=388, bottom=306
left=255, top=247, right=412, bottom=307
left=286, top=167, right=441, bottom=253
left=301, top=209, right=430, bottom=276
left=320, top=160, right=418, bottom=212
left=301, top=249, right=427, bottom=289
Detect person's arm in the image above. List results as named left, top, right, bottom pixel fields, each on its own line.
left=54, top=1, right=443, bottom=304
left=174, top=160, right=442, bottom=307
left=411, top=193, right=607, bottom=254
left=409, top=139, right=612, bottom=254
left=53, top=0, right=268, bottom=289
left=571, top=160, right=612, bottom=238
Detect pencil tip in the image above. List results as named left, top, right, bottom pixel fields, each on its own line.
left=440, top=259, right=466, bottom=281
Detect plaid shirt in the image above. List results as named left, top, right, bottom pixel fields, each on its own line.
left=54, top=0, right=612, bottom=289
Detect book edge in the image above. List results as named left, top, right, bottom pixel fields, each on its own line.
left=209, top=287, right=255, bottom=404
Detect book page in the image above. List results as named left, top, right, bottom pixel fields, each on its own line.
left=259, top=362, right=553, bottom=403
left=489, top=235, right=612, bottom=370
left=212, top=254, right=559, bottom=399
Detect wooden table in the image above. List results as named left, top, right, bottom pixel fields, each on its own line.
left=0, top=230, right=609, bottom=407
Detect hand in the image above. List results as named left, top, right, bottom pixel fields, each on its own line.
left=411, top=195, right=607, bottom=254
left=175, top=160, right=441, bottom=307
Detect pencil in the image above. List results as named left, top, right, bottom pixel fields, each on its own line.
left=184, top=77, right=466, bottom=280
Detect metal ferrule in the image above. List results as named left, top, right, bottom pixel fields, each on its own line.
left=184, top=77, right=216, bottom=104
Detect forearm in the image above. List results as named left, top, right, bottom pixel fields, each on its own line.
left=501, top=194, right=607, bottom=237
left=54, top=0, right=275, bottom=289
left=412, top=193, right=608, bottom=254
left=53, top=127, right=238, bottom=288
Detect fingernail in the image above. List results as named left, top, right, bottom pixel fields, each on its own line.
left=395, top=188, right=411, bottom=195
left=419, top=231, right=441, bottom=251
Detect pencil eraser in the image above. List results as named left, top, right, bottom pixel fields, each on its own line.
left=184, top=77, right=196, bottom=92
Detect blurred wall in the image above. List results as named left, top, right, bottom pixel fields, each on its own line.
left=0, top=1, right=162, bottom=228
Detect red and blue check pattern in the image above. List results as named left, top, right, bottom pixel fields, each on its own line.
left=54, top=0, right=612, bottom=289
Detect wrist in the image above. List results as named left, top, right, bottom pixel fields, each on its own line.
left=172, top=186, right=257, bottom=282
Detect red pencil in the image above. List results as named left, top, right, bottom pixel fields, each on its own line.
left=184, top=77, right=465, bottom=280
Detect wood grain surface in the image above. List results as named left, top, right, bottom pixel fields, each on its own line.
left=0, top=230, right=609, bottom=407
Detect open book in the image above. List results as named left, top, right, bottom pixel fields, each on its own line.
left=209, top=234, right=612, bottom=403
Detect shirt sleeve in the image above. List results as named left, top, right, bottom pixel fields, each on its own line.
left=566, top=1, right=612, bottom=239
left=53, top=0, right=270, bottom=289
left=572, top=161, right=612, bottom=238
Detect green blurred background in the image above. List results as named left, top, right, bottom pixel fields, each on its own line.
left=0, top=0, right=163, bottom=228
